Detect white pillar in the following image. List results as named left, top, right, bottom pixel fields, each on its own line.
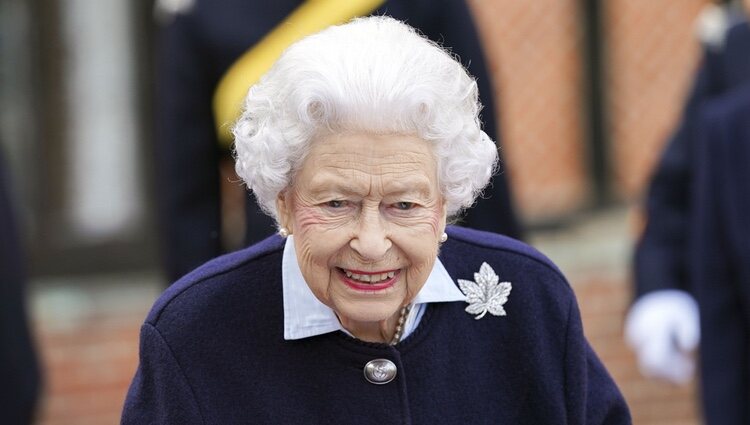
left=61, top=0, right=142, bottom=240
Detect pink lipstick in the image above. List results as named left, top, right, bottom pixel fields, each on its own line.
left=337, top=268, right=401, bottom=291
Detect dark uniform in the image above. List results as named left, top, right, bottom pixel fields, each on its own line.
left=155, top=0, right=522, bottom=282
left=632, top=14, right=750, bottom=425
left=634, top=18, right=750, bottom=298
left=0, top=150, right=41, bottom=425
left=690, top=83, right=750, bottom=425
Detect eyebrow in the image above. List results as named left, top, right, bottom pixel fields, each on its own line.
left=307, top=172, right=435, bottom=199
left=307, top=173, right=369, bottom=197
left=381, top=178, right=434, bottom=199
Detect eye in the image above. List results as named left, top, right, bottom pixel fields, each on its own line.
left=393, top=202, right=415, bottom=211
left=326, top=200, right=347, bottom=208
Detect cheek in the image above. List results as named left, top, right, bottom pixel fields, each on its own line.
left=397, top=205, right=444, bottom=237
left=401, top=207, right=443, bottom=276
left=294, top=210, right=327, bottom=263
left=426, top=207, right=444, bottom=233
left=292, top=206, right=326, bottom=233
left=292, top=206, right=348, bottom=273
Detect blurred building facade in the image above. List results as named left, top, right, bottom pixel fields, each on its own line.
left=470, top=0, right=714, bottom=223
left=0, top=0, right=157, bottom=276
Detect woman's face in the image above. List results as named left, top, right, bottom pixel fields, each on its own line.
left=277, top=133, right=446, bottom=333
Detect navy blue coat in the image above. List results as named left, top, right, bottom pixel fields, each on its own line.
left=0, top=150, right=40, bottom=425
left=634, top=19, right=750, bottom=297
left=122, top=226, right=629, bottom=424
left=156, top=0, right=522, bottom=282
left=690, top=84, right=750, bottom=425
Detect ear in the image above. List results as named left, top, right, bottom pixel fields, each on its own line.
left=276, top=190, right=294, bottom=233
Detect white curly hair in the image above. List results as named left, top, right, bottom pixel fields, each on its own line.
left=233, top=16, right=498, bottom=222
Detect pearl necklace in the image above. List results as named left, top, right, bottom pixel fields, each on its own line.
left=389, top=304, right=413, bottom=346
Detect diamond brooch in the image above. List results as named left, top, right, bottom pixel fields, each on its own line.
left=458, top=262, right=512, bottom=320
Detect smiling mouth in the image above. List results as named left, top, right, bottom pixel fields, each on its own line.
left=343, top=269, right=396, bottom=283
left=337, top=268, right=400, bottom=287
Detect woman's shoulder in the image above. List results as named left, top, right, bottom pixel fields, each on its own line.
left=443, top=226, right=566, bottom=280
left=144, top=234, right=286, bottom=328
left=441, top=225, right=573, bottom=310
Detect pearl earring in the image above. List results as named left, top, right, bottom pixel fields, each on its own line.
left=439, top=232, right=448, bottom=243
left=279, top=228, right=289, bottom=238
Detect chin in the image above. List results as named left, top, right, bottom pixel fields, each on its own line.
left=336, top=301, right=401, bottom=324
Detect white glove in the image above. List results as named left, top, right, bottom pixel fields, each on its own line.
left=624, top=290, right=700, bottom=384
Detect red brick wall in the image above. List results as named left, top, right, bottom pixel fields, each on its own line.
left=605, top=0, right=708, bottom=200
left=469, top=0, right=590, bottom=222
left=470, top=0, right=710, bottom=217
left=31, top=282, right=153, bottom=425
left=36, top=324, right=140, bottom=425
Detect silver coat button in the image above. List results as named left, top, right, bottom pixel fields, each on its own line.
left=364, top=359, right=397, bottom=384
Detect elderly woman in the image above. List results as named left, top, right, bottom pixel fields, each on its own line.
left=123, top=16, right=629, bottom=424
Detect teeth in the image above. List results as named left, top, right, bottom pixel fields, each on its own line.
left=343, top=269, right=396, bottom=284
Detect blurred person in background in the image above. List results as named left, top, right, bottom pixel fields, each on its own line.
left=625, top=0, right=750, bottom=422
left=689, top=83, right=750, bottom=425
left=123, top=17, right=629, bottom=423
left=153, top=0, right=522, bottom=283
left=0, top=148, right=41, bottom=425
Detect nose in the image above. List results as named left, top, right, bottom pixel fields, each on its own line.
left=350, top=207, right=391, bottom=261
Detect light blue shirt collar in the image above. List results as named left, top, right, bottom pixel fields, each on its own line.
left=282, top=235, right=466, bottom=341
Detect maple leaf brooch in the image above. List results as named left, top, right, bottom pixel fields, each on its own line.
left=458, top=262, right=512, bottom=320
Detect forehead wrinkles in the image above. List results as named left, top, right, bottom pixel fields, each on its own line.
left=315, top=150, right=432, bottom=171
left=315, top=146, right=432, bottom=168
left=297, top=134, right=439, bottom=194
left=311, top=152, right=434, bottom=194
